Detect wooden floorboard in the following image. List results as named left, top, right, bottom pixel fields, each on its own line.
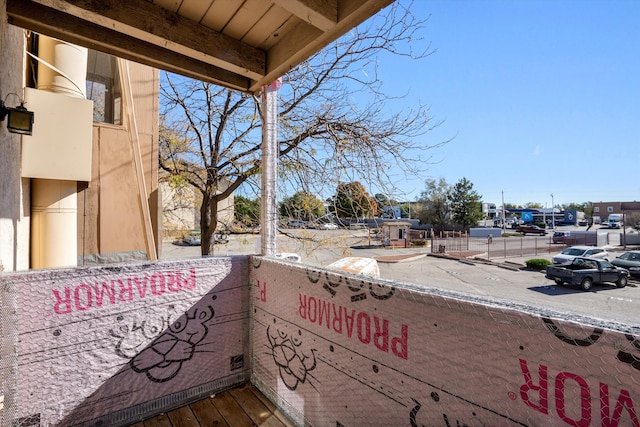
left=245, top=387, right=295, bottom=427
left=189, top=397, right=229, bottom=426
left=128, top=384, right=293, bottom=427
left=166, top=405, right=200, bottom=427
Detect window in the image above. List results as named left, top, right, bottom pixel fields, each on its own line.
left=86, top=50, right=122, bottom=124
left=607, top=206, right=614, bottom=213
left=593, top=207, right=599, bottom=213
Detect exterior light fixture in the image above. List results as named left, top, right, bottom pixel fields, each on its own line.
left=0, top=99, right=35, bottom=135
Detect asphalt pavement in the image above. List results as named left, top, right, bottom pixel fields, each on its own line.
left=161, top=226, right=640, bottom=328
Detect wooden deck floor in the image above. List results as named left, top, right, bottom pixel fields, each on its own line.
left=128, top=384, right=295, bottom=427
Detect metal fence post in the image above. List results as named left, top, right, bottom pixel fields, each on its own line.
left=520, top=237, right=523, bottom=257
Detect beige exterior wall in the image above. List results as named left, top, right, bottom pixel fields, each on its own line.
left=0, top=12, right=30, bottom=272
left=78, top=62, right=160, bottom=261
left=161, top=180, right=235, bottom=237
left=160, top=181, right=198, bottom=234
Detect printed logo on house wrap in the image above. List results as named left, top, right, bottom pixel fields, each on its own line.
left=518, top=358, right=638, bottom=426
left=298, top=293, right=408, bottom=359
left=51, top=268, right=197, bottom=314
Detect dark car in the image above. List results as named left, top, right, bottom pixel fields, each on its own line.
left=611, top=250, right=640, bottom=276
left=553, top=231, right=570, bottom=244
left=287, top=220, right=308, bottom=228
left=516, top=225, right=547, bottom=235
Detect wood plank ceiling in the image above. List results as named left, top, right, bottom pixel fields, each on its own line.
left=7, top=0, right=393, bottom=93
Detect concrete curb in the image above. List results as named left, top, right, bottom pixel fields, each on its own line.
left=374, top=253, right=427, bottom=263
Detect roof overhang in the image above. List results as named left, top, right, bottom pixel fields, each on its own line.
left=7, top=0, right=393, bottom=93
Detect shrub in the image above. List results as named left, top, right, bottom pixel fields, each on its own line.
left=525, top=258, right=551, bottom=270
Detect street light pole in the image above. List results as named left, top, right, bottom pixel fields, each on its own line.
left=550, top=193, right=555, bottom=230
left=502, top=190, right=506, bottom=233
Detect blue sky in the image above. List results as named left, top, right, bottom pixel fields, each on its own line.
left=376, top=0, right=640, bottom=208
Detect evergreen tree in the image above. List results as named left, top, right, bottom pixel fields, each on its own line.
left=450, top=177, right=482, bottom=230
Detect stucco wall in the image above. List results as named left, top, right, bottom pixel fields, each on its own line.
left=0, top=4, right=29, bottom=272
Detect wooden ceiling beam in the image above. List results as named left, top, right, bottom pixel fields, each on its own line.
left=272, top=0, right=337, bottom=32
left=19, top=0, right=266, bottom=81
left=252, top=0, right=392, bottom=92
left=7, top=0, right=253, bottom=91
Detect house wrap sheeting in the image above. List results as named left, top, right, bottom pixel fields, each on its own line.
left=1, top=257, right=250, bottom=426
left=250, top=258, right=640, bottom=426
left=0, top=255, right=639, bottom=426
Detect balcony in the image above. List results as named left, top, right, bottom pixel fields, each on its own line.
left=1, top=255, right=637, bottom=426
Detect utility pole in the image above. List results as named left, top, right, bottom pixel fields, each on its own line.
left=501, top=190, right=505, bottom=233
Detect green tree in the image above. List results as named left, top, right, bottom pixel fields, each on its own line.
left=626, top=212, right=640, bottom=229
left=280, top=191, right=325, bottom=221
left=332, top=182, right=378, bottom=218
left=159, top=4, right=441, bottom=255
left=416, top=178, right=451, bottom=232
left=450, top=177, right=482, bottom=230
left=399, top=202, right=412, bottom=218
left=234, top=195, right=260, bottom=227
left=374, top=193, right=391, bottom=209
left=524, top=202, right=543, bottom=209
left=503, top=203, right=522, bottom=209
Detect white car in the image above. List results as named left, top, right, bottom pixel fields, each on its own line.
left=275, top=253, right=302, bottom=262
left=183, top=230, right=201, bottom=246
left=552, top=246, right=609, bottom=265
left=318, top=223, right=338, bottom=230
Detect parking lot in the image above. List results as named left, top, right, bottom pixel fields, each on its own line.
left=162, top=225, right=640, bottom=328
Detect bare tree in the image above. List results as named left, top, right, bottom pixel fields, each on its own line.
left=159, top=3, right=447, bottom=255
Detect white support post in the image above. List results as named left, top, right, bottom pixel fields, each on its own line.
left=260, top=79, right=281, bottom=256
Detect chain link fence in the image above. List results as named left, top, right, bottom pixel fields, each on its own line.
left=430, top=234, right=611, bottom=260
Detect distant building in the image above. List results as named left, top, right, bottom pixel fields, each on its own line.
left=592, top=201, right=640, bottom=225
left=160, top=181, right=234, bottom=236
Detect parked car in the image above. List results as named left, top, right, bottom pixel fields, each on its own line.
left=611, top=250, right=640, bottom=276
left=287, top=220, right=308, bottom=228
left=317, top=223, right=338, bottom=230
left=552, top=246, right=609, bottom=265
left=545, top=257, right=629, bottom=291
left=552, top=231, right=570, bottom=244
left=183, top=230, right=201, bottom=246
left=515, top=224, right=547, bottom=235
left=275, top=252, right=302, bottom=262
left=214, top=231, right=229, bottom=244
